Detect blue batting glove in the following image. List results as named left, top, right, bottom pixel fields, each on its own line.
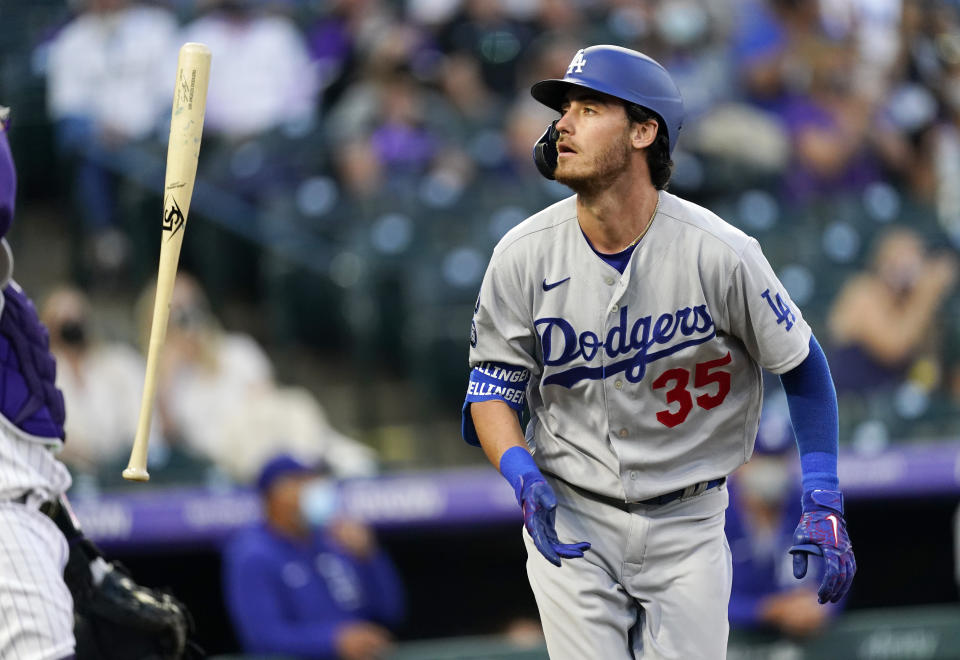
left=520, top=477, right=591, bottom=567
left=499, top=446, right=590, bottom=567
left=788, top=489, right=856, bottom=604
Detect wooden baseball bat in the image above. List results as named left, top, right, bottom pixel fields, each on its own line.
left=123, top=43, right=211, bottom=481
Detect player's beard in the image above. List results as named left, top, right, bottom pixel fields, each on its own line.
left=555, top=130, right=632, bottom=197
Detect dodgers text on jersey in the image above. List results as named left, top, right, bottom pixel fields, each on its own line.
left=536, top=304, right=715, bottom=388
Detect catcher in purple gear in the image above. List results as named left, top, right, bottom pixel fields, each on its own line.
left=0, top=104, right=76, bottom=660
left=0, top=107, right=196, bottom=660
left=461, top=45, right=856, bottom=658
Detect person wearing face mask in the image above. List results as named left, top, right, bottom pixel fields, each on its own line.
left=41, top=285, right=149, bottom=476
left=141, top=273, right=377, bottom=483
left=141, top=272, right=273, bottom=466
left=725, top=411, right=841, bottom=637
left=827, top=228, right=957, bottom=395
left=222, top=453, right=405, bottom=660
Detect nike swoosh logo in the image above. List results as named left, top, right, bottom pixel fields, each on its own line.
left=542, top=277, right=570, bottom=291
left=827, top=514, right=839, bottom=545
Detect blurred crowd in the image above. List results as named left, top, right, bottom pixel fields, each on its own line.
left=1, top=0, right=960, bottom=485
left=41, top=274, right=377, bottom=492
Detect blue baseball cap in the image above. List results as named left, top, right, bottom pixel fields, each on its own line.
left=256, top=453, right=326, bottom=494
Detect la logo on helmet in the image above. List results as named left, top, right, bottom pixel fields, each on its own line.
left=567, top=50, right=587, bottom=74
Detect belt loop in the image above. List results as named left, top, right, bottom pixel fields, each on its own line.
left=681, top=480, right=708, bottom=501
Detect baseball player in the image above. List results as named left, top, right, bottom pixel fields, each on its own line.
left=462, top=46, right=856, bottom=659
left=0, top=105, right=76, bottom=659
left=0, top=108, right=195, bottom=660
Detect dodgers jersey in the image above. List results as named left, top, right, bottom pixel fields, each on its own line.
left=467, top=191, right=811, bottom=501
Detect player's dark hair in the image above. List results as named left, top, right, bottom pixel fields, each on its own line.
left=626, top=104, right=673, bottom=190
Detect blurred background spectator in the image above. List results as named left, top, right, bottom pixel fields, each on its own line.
left=1, top=0, right=959, bottom=656
left=145, top=272, right=274, bottom=463
left=182, top=0, right=318, bottom=141
left=223, top=454, right=404, bottom=659
left=140, top=272, right=376, bottom=483
left=827, top=228, right=957, bottom=396
left=44, top=0, right=179, bottom=283
left=41, top=284, right=147, bottom=477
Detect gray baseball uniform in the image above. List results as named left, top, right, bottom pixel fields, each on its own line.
left=467, top=190, right=811, bottom=658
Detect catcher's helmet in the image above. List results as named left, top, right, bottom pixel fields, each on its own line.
left=0, top=107, right=15, bottom=235
left=531, top=45, right=685, bottom=155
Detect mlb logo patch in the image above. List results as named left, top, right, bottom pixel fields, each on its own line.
left=567, top=50, right=587, bottom=75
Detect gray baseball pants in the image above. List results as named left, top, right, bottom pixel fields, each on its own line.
left=524, top=476, right=732, bottom=659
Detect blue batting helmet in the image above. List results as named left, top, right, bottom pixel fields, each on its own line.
left=530, top=45, right=685, bottom=154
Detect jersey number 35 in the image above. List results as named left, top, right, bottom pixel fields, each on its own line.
left=651, top=352, right=732, bottom=428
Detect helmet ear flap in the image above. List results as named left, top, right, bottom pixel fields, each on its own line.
left=532, top=120, right=560, bottom=180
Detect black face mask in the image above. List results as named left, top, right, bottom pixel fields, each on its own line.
left=171, top=306, right=207, bottom=330
left=59, top=320, right=87, bottom=347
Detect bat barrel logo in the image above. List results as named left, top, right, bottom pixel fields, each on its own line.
left=178, top=68, right=198, bottom=110
left=162, top=196, right=185, bottom=237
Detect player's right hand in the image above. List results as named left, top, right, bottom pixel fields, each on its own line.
left=520, top=477, right=591, bottom=567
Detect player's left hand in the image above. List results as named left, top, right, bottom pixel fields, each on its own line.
left=788, top=489, right=856, bottom=604
left=520, top=477, right=591, bottom=567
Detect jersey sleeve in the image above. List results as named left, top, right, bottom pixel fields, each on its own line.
left=461, top=251, right=538, bottom=446
left=468, top=252, right=538, bottom=373
left=724, top=239, right=811, bottom=374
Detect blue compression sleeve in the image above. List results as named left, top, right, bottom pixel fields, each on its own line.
left=499, top=446, right=543, bottom=503
left=779, top=335, right=839, bottom=493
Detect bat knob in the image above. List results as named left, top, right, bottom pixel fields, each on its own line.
left=122, top=467, right=151, bottom=482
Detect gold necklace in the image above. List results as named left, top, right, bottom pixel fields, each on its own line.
left=624, top=197, right=660, bottom=249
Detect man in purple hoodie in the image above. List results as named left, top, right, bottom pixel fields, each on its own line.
left=223, top=454, right=405, bottom=660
